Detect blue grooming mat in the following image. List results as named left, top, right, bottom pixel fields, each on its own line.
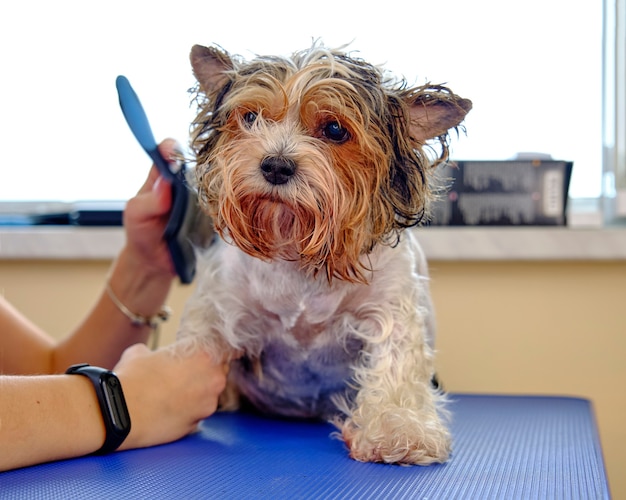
left=0, top=394, right=610, bottom=499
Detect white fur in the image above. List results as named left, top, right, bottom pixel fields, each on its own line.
left=177, top=228, right=451, bottom=465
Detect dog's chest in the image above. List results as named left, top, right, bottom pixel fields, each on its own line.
left=233, top=296, right=363, bottom=417
left=251, top=279, right=347, bottom=343
left=221, top=251, right=368, bottom=416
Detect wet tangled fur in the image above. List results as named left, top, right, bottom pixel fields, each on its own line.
left=176, top=42, right=471, bottom=464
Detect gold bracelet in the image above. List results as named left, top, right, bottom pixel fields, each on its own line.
left=105, top=283, right=171, bottom=330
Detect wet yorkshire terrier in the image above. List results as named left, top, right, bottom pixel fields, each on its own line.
left=177, top=42, right=471, bottom=465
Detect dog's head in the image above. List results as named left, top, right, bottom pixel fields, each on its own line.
left=190, top=43, right=471, bottom=283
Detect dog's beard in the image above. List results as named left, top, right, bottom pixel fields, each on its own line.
left=204, top=136, right=342, bottom=279
left=222, top=194, right=315, bottom=264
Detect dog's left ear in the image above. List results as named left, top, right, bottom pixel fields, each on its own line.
left=408, top=87, right=472, bottom=142
left=190, top=44, right=233, bottom=94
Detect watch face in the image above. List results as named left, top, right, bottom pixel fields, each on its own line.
left=101, top=375, right=131, bottom=433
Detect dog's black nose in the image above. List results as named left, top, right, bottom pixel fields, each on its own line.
left=260, top=156, right=296, bottom=185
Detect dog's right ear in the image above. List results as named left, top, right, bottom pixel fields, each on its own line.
left=190, top=45, right=233, bottom=94
left=407, top=86, right=472, bottom=143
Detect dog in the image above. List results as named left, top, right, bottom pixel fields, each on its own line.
left=177, top=42, right=471, bottom=465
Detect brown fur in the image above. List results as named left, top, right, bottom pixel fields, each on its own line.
left=189, top=43, right=471, bottom=283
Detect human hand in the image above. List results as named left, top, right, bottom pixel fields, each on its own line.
left=122, top=138, right=181, bottom=278
left=105, top=139, right=181, bottom=322
left=114, top=343, right=229, bottom=450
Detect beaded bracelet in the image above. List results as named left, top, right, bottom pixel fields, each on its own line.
left=106, top=283, right=171, bottom=330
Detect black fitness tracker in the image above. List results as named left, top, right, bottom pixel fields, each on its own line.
left=65, top=363, right=131, bottom=454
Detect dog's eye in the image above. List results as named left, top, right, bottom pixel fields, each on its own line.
left=242, top=111, right=258, bottom=127
left=322, top=121, right=349, bottom=143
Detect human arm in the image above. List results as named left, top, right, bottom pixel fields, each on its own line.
left=0, top=140, right=180, bottom=374
left=0, top=343, right=228, bottom=472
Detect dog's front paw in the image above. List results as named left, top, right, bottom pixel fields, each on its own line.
left=339, top=407, right=451, bottom=465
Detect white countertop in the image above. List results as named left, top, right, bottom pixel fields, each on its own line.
left=2, top=226, right=626, bottom=261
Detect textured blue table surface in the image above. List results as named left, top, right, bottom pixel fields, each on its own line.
left=0, top=394, right=610, bottom=499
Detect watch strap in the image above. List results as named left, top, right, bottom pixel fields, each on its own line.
left=65, top=363, right=131, bottom=454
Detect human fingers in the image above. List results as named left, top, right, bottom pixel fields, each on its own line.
left=157, top=138, right=182, bottom=166
left=135, top=138, right=181, bottom=195
left=130, top=174, right=172, bottom=219
left=116, top=343, right=151, bottom=365
left=175, top=350, right=229, bottom=415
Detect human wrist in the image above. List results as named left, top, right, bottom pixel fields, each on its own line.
left=107, top=246, right=173, bottom=322
left=65, top=364, right=131, bottom=454
left=106, top=284, right=171, bottom=330
left=113, top=365, right=152, bottom=451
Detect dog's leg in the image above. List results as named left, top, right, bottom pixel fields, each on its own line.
left=338, top=336, right=450, bottom=465
left=334, top=276, right=451, bottom=465
left=176, top=291, right=243, bottom=411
